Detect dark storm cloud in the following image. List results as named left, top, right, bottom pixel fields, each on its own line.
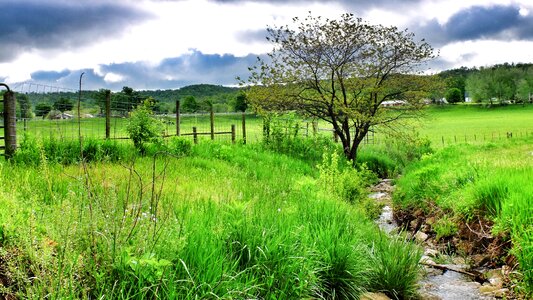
left=31, top=70, right=72, bottom=82
left=28, top=50, right=264, bottom=91
left=0, top=0, right=151, bottom=62
left=412, top=5, right=533, bottom=46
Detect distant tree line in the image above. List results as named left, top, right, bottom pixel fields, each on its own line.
left=11, top=84, right=247, bottom=119
left=439, top=63, right=533, bottom=105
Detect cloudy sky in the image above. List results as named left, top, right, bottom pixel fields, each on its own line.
left=1, top=0, right=533, bottom=91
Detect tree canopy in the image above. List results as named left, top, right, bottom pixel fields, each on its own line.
left=445, top=88, right=462, bottom=104
left=53, top=97, right=74, bottom=113
left=243, top=13, right=435, bottom=161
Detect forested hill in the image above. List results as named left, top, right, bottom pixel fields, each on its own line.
left=137, top=84, right=241, bottom=102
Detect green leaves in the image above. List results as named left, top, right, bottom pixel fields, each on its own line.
left=126, top=100, right=163, bottom=154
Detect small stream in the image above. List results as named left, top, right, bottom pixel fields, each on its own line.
left=370, top=179, right=501, bottom=300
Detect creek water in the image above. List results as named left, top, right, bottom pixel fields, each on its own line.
left=370, top=180, right=497, bottom=300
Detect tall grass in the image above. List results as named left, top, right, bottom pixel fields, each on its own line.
left=0, top=140, right=422, bottom=299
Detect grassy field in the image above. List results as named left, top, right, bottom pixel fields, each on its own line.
left=0, top=138, right=423, bottom=299
left=417, top=104, right=533, bottom=146
left=15, top=113, right=265, bottom=143
left=11, top=104, right=533, bottom=148
left=1, top=104, right=532, bottom=297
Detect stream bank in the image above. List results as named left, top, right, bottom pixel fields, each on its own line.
left=368, top=179, right=513, bottom=300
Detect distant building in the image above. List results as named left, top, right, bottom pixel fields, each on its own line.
left=381, top=100, right=406, bottom=107
left=464, top=92, right=472, bottom=103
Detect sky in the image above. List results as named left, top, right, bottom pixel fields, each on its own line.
left=1, top=0, right=533, bottom=91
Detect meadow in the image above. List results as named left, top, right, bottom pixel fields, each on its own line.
left=14, top=104, right=533, bottom=147
left=1, top=104, right=532, bottom=298
left=0, top=134, right=424, bottom=299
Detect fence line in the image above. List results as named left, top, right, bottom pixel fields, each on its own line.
left=7, top=87, right=533, bottom=149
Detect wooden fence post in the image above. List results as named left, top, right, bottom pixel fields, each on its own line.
left=333, top=131, right=339, bottom=143
left=2, top=89, right=17, bottom=159
left=176, top=100, right=181, bottom=136
left=210, top=106, right=215, bottom=141
left=231, top=124, right=236, bottom=144
left=313, top=121, right=318, bottom=135
left=105, top=90, right=111, bottom=139
left=242, top=112, right=246, bottom=144
left=193, top=126, right=198, bottom=144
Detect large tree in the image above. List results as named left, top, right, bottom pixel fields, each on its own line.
left=243, top=13, right=435, bottom=161
left=53, top=97, right=74, bottom=113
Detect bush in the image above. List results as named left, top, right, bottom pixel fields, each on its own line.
left=318, top=151, right=377, bottom=205
left=126, top=100, right=163, bottom=154
left=445, top=87, right=463, bottom=103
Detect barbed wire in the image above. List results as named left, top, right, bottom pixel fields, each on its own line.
left=11, top=81, right=77, bottom=94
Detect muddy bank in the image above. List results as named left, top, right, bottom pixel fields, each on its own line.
left=370, top=179, right=516, bottom=300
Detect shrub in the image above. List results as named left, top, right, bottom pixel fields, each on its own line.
left=318, top=151, right=377, bottom=205
left=126, top=100, right=163, bottom=154
left=445, top=87, right=463, bottom=103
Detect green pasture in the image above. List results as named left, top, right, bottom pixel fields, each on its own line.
left=16, top=113, right=265, bottom=143
left=12, top=104, right=533, bottom=149
left=417, top=104, right=533, bottom=146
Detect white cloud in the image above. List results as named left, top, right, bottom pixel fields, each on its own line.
left=439, top=39, right=533, bottom=68
left=103, top=72, right=125, bottom=83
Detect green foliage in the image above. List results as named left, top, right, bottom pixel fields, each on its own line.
left=126, top=100, right=163, bottom=154
left=165, top=136, right=193, bottom=157
left=357, top=150, right=398, bottom=178
left=35, top=102, right=52, bottom=117
left=433, top=215, right=458, bottom=241
left=367, top=235, right=422, bottom=299
left=318, top=151, right=377, bottom=205
left=445, top=87, right=463, bottom=103
left=12, top=134, right=133, bottom=166
left=52, top=97, right=74, bottom=113
left=233, top=93, right=248, bottom=112
left=262, top=113, right=338, bottom=164
left=12, top=132, right=42, bottom=165
left=473, top=178, right=508, bottom=217
left=465, top=65, right=532, bottom=104
left=0, top=141, right=426, bottom=298
left=181, top=95, right=198, bottom=113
